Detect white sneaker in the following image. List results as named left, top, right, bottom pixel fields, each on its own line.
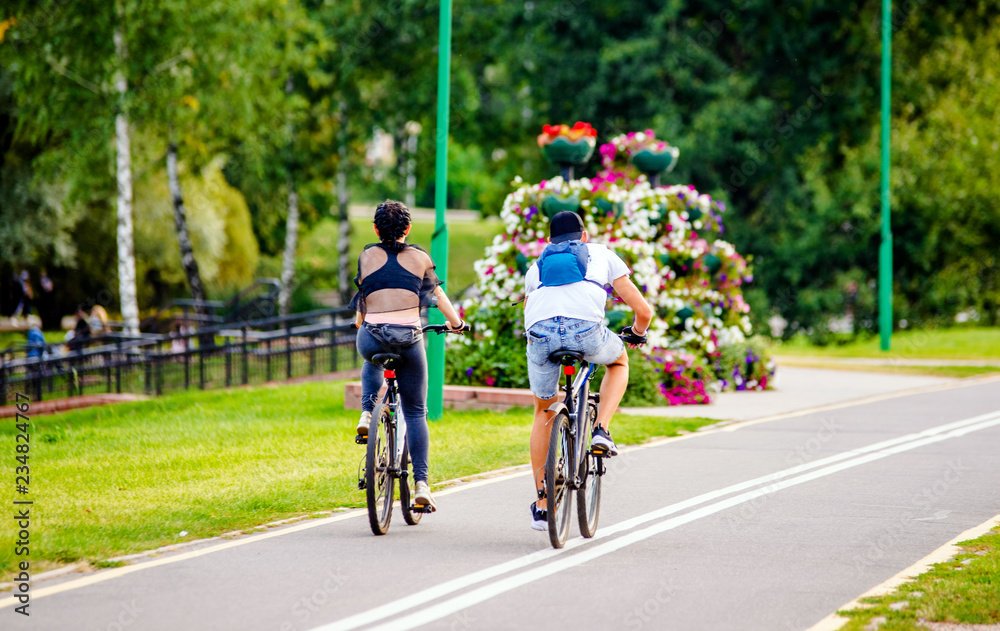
left=356, top=411, right=371, bottom=437
left=414, top=481, right=437, bottom=512
left=530, top=501, right=547, bottom=531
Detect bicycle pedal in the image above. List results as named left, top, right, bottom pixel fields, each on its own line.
left=410, top=505, right=435, bottom=514
left=355, top=435, right=368, bottom=445
left=591, top=447, right=607, bottom=457
left=357, top=479, right=366, bottom=490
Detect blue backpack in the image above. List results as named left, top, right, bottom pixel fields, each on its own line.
left=537, top=241, right=605, bottom=289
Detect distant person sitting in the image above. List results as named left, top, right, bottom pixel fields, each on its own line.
left=26, top=327, right=46, bottom=359
left=89, top=305, right=111, bottom=336
left=68, top=307, right=92, bottom=352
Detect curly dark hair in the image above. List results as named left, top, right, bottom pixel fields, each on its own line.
left=373, top=200, right=411, bottom=244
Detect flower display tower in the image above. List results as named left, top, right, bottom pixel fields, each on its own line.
left=450, top=124, right=774, bottom=404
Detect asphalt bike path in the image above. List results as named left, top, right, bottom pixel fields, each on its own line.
left=6, top=378, right=999, bottom=631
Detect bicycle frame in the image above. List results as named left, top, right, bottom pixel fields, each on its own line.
left=380, top=367, right=407, bottom=477
left=559, top=359, right=600, bottom=490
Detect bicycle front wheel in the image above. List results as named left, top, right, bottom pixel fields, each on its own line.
left=577, top=401, right=602, bottom=538
left=366, top=403, right=395, bottom=535
left=545, top=410, right=574, bottom=549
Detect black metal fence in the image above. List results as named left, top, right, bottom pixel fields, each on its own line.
left=0, top=308, right=359, bottom=406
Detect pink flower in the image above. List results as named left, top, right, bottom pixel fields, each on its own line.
left=485, top=376, right=496, bottom=386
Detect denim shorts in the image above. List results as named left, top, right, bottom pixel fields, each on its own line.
left=525, top=316, right=625, bottom=400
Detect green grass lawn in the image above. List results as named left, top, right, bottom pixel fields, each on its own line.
left=775, top=327, right=1000, bottom=360
left=0, top=380, right=715, bottom=580
left=299, top=217, right=503, bottom=298
left=839, top=524, right=1000, bottom=629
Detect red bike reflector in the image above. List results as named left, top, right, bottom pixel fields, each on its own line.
left=384, top=370, right=396, bottom=378
left=563, top=365, right=576, bottom=376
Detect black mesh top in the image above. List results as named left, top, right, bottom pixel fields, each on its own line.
left=348, top=242, right=442, bottom=315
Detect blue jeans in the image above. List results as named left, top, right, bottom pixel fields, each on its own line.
left=356, top=325, right=431, bottom=483
left=525, top=316, right=625, bottom=400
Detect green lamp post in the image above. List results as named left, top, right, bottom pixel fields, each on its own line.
left=427, top=0, right=453, bottom=420
left=879, top=0, right=893, bottom=351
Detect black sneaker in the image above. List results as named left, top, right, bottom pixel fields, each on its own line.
left=591, top=426, right=618, bottom=457
left=530, top=501, right=547, bottom=531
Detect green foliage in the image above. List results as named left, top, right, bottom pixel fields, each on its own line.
left=4, top=0, right=1000, bottom=327
left=445, top=307, right=528, bottom=390
left=133, top=153, right=259, bottom=305
left=711, top=338, right=776, bottom=392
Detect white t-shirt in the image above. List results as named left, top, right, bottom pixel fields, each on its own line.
left=523, top=242, right=631, bottom=330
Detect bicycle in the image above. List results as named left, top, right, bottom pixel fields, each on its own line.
left=542, top=332, right=640, bottom=549
left=356, top=322, right=471, bottom=536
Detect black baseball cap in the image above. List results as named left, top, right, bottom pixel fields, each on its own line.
left=549, top=211, right=584, bottom=243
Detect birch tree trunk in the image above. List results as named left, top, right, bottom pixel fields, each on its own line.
left=337, top=101, right=352, bottom=307
left=114, top=22, right=140, bottom=335
left=166, top=142, right=207, bottom=305
left=278, top=77, right=299, bottom=316
left=278, top=182, right=299, bottom=316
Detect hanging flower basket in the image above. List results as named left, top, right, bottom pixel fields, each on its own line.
left=595, top=197, right=623, bottom=221
left=542, top=193, right=581, bottom=218
left=702, top=253, right=722, bottom=275
left=541, top=137, right=595, bottom=165
left=515, top=252, right=530, bottom=275
left=538, top=122, right=597, bottom=166
left=675, top=306, right=696, bottom=328
left=605, top=310, right=629, bottom=330
left=631, top=146, right=679, bottom=174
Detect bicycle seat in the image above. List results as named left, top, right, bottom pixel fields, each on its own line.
left=371, top=353, right=403, bottom=370
left=548, top=350, right=585, bottom=365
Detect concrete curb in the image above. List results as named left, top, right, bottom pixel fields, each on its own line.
left=807, top=513, right=1000, bottom=631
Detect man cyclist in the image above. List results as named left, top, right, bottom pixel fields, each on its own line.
left=523, top=211, right=653, bottom=531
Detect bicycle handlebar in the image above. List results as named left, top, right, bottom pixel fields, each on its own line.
left=423, top=321, right=473, bottom=335
left=350, top=321, right=473, bottom=334
left=619, top=326, right=648, bottom=346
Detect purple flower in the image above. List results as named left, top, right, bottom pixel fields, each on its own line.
left=465, top=367, right=474, bottom=376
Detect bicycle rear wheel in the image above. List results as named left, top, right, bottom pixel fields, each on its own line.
left=577, top=401, right=602, bottom=538
left=366, top=403, right=395, bottom=535
left=545, top=410, right=574, bottom=548
left=399, top=439, right=422, bottom=526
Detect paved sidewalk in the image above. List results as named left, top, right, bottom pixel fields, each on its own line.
left=621, top=366, right=960, bottom=421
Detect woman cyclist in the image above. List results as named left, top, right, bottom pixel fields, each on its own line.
left=349, top=200, right=466, bottom=512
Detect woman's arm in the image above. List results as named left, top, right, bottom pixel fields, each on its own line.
left=434, top=286, right=465, bottom=330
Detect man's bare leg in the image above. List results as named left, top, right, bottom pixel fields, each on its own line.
left=595, top=349, right=629, bottom=430
left=530, top=395, right=556, bottom=510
